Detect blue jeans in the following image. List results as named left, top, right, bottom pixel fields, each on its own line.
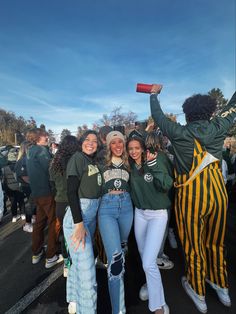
left=98, top=192, right=133, bottom=314
left=63, top=198, right=100, bottom=314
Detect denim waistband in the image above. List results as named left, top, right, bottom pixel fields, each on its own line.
left=102, top=191, right=130, bottom=200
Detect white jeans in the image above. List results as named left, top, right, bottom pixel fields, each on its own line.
left=0, top=182, right=3, bottom=219
left=134, top=207, right=168, bottom=311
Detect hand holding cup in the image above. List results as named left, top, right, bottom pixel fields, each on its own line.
left=150, top=84, right=163, bottom=94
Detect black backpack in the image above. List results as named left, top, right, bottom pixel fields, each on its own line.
left=15, top=156, right=28, bottom=184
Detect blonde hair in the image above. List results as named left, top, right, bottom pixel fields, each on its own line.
left=105, top=141, right=129, bottom=169
left=17, top=141, right=31, bottom=160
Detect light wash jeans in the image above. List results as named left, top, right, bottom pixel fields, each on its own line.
left=98, top=192, right=133, bottom=314
left=134, top=207, right=168, bottom=312
left=63, top=198, right=100, bottom=314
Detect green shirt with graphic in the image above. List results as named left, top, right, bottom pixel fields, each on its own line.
left=66, top=151, right=102, bottom=198
left=101, top=162, right=130, bottom=195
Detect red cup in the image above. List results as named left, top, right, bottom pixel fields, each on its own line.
left=136, top=83, right=153, bottom=93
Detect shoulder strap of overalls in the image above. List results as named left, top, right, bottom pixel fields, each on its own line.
left=174, top=139, right=219, bottom=188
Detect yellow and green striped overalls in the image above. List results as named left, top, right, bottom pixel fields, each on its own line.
left=174, top=139, right=228, bottom=296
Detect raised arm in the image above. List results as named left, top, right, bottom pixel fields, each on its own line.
left=150, top=85, right=183, bottom=141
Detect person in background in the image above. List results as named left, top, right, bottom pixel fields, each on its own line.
left=98, top=131, right=133, bottom=314
left=0, top=151, right=7, bottom=223
left=222, top=137, right=235, bottom=196
left=221, top=159, right=228, bottom=185
left=15, top=141, right=36, bottom=232
left=26, top=128, right=62, bottom=268
left=0, top=179, right=3, bottom=223
left=153, top=133, right=175, bottom=270
left=149, top=85, right=236, bottom=313
left=49, top=135, right=80, bottom=278
left=95, top=125, right=113, bottom=269
left=127, top=133, right=173, bottom=314
left=63, top=130, right=102, bottom=314
left=97, top=125, right=113, bottom=163
left=2, top=148, right=26, bottom=222
left=50, top=142, right=59, bottom=155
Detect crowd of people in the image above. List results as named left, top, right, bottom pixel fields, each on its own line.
left=0, top=86, right=236, bottom=314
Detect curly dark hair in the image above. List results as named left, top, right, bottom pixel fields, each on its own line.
left=50, top=135, right=80, bottom=175
left=182, top=94, right=217, bottom=122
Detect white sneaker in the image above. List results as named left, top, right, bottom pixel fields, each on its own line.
left=157, top=254, right=174, bottom=270
left=45, top=254, right=63, bottom=269
left=31, top=215, right=36, bottom=224
left=12, top=215, right=21, bottom=223
left=32, top=250, right=44, bottom=264
left=181, top=276, right=207, bottom=313
left=168, top=228, right=178, bottom=249
left=206, top=279, right=231, bottom=307
left=21, top=214, right=26, bottom=220
left=63, top=266, right=69, bottom=278
left=139, top=283, right=148, bottom=301
left=163, top=304, right=170, bottom=314
left=68, top=301, right=76, bottom=314
left=23, top=223, right=33, bottom=233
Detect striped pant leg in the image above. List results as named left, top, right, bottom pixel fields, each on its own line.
left=175, top=172, right=210, bottom=296
left=205, top=169, right=228, bottom=289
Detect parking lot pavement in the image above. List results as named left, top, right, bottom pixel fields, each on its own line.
left=1, top=200, right=236, bottom=314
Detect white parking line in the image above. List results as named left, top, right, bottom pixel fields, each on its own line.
left=5, top=265, right=63, bottom=314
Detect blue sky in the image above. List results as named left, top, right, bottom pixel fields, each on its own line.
left=0, top=0, right=235, bottom=137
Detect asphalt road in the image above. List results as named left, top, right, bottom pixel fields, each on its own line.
left=0, top=198, right=235, bottom=314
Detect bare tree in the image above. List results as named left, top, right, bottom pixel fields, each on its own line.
left=60, top=128, right=71, bottom=142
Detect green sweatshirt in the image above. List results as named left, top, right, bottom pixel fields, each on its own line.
left=49, top=170, right=68, bottom=203
left=130, top=151, right=174, bottom=210
left=150, top=92, right=236, bottom=174
left=26, top=145, right=52, bottom=197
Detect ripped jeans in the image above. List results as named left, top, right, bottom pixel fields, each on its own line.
left=63, top=198, right=100, bottom=314
left=98, top=192, right=133, bottom=314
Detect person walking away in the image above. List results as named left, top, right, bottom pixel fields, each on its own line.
left=15, top=141, right=36, bottom=232
left=26, top=128, right=62, bottom=268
